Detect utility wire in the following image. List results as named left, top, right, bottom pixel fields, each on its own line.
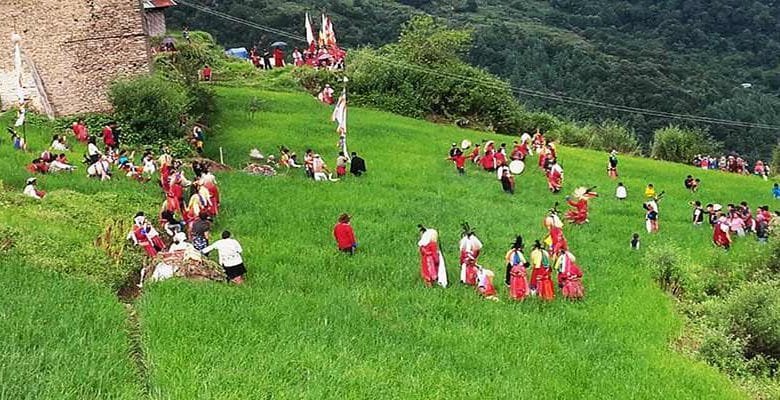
left=176, top=0, right=780, bottom=131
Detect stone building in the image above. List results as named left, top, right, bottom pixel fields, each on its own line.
left=143, top=0, right=177, bottom=38
left=0, top=0, right=168, bottom=117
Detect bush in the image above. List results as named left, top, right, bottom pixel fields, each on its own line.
left=720, top=282, right=780, bottom=362
left=645, top=244, right=688, bottom=298
left=650, top=125, right=721, bottom=163
left=109, top=76, right=189, bottom=145
left=589, top=121, right=641, bottom=154
left=771, top=145, right=780, bottom=177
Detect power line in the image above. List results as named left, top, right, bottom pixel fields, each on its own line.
left=176, top=0, right=780, bottom=131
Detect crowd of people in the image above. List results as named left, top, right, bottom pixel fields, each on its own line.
left=15, top=117, right=246, bottom=285
left=248, top=146, right=366, bottom=181
left=692, top=154, right=770, bottom=180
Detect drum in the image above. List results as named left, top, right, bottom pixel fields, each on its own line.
left=461, top=139, right=472, bottom=150
left=509, top=160, right=525, bottom=175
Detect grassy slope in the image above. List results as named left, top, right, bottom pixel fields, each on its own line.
left=137, top=86, right=770, bottom=399
left=0, top=114, right=155, bottom=399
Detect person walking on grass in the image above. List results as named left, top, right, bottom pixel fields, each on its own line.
left=202, top=231, right=246, bottom=284
left=418, top=225, right=447, bottom=288
left=333, top=213, right=357, bottom=255
left=505, top=235, right=529, bottom=301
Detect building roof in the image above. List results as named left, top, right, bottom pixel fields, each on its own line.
left=143, top=0, right=177, bottom=9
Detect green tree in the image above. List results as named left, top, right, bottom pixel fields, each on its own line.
left=650, top=125, right=720, bottom=163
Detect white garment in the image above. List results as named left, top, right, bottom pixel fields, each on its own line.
left=616, top=186, right=627, bottom=199
left=437, top=250, right=448, bottom=288
left=23, top=184, right=40, bottom=199
left=520, top=133, right=532, bottom=145
left=49, top=160, right=75, bottom=172
left=202, top=238, right=244, bottom=267
left=313, top=172, right=329, bottom=181
left=87, top=143, right=101, bottom=156
left=51, top=140, right=68, bottom=152
left=142, top=158, right=156, bottom=174
left=496, top=165, right=509, bottom=180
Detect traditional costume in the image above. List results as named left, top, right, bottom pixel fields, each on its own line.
left=529, top=241, right=553, bottom=299
left=318, top=85, right=335, bottom=105
left=556, top=250, right=584, bottom=300
left=418, top=227, right=447, bottom=287
left=565, top=187, right=598, bottom=225
left=544, top=210, right=568, bottom=254
left=713, top=214, right=731, bottom=249
left=459, top=226, right=482, bottom=285
left=607, top=150, right=618, bottom=179
left=546, top=161, right=563, bottom=193
left=476, top=268, right=498, bottom=301
left=505, top=236, right=529, bottom=301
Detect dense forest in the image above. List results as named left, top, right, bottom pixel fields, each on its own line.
left=167, top=0, right=780, bottom=160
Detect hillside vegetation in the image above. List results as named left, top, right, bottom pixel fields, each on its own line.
left=167, top=0, right=780, bottom=160
left=1, top=79, right=778, bottom=397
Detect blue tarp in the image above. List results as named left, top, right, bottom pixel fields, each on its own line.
left=225, top=47, right=249, bottom=60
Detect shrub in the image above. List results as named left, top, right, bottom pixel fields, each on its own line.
left=650, top=125, right=721, bottom=163
left=771, top=144, right=780, bottom=177
left=720, top=282, right=780, bottom=361
left=589, top=121, right=641, bottom=154
left=109, top=76, right=189, bottom=145
left=645, top=244, right=688, bottom=298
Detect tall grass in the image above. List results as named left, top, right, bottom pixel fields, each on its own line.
left=134, top=87, right=772, bottom=398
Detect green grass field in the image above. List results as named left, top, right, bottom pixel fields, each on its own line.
left=1, top=85, right=775, bottom=398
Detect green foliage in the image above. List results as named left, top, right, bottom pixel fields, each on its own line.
left=720, top=282, right=780, bottom=362
left=397, top=15, right=472, bottom=66
left=771, top=145, right=780, bottom=177
left=109, top=76, right=189, bottom=145
left=589, top=121, right=641, bottom=154
left=347, top=21, right=527, bottom=134
left=651, top=125, right=720, bottom=163
left=646, top=244, right=688, bottom=298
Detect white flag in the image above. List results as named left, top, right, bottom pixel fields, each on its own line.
left=305, top=13, right=315, bottom=46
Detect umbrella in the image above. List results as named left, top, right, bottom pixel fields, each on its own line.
left=271, top=41, right=288, bottom=47
left=162, top=37, right=175, bottom=45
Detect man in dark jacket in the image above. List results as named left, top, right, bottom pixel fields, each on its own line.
left=350, top=152, right=366, bottom=177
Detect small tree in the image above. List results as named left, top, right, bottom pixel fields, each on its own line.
left=109, top=76, right=189, bottom=145
left=651, top=125, right=720, bottom=163
left=771, top=144, right=780, bottom=176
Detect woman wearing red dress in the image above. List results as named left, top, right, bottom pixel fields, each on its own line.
left=556, top=249, right=584, bottom=300
left=333, top=214, right=357, bottom=255
left=418, top=226, right=441, bottom=287
left=505, top=236, right=529, bottom=301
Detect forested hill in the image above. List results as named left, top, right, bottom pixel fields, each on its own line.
left=167, top=0, right=780, bottom=160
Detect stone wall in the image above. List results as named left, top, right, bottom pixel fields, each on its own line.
left=0, top=0, right=151, bottom=116
left=144, top=9, right=168, bottom=38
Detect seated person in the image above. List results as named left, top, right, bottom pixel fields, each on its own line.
left=49, top=153, right=76, bottom=172
left=26, top=158, right=49, bottom=174
left=50, top=135, right=69, bottom=152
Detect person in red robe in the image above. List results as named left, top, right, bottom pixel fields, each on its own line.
left=477, top=267, right=498, bottom=301
left=333, top=213, right=357, bottom=255
left=713, top=210, right=731, bottom=250
left=102, top=124, right=115, bottom=150
left=202, top=65, right=212, bottom=81
left=480, top=151, right=495, bottom=171
left=469, top=144, right=481, bottom=163
left=448, top=150, right=466, bottom=175
left=273, top=47, right=285, bottom=68
left=565, top=187, right=598, bottom=225
left=544, top=210, right=568, bottom=255
left=506, top=235, right=529, bottom=301
left=546, top=159, right=563, bottom=193
left=556, top=250, right=584, bottom=300
left=72, top=119, right=88, bottom=142
left=418, top=226, right=441, bottom=288
left=529, top=240, right=554, bottom=300
left=129, top=213, right=160, bottom=257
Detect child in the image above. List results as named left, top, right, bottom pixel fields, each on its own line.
left=333, top=213, right=358, bottom=255
left=615, top=182, right=627, bottom=200
left=644, top=202, right=659, bottom=233
left=644, top=183, right=656, bottom=199
left=773, top=183, right=780, bottom=199
left=500, top=168, right=515, bottom=194
left=630, top=233, right=640, bottom=250
left=691, top=179, right=700, bottom=193
left=692, top=201, right=704, bottom=226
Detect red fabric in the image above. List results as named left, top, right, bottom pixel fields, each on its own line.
left=73, top=123, right=88, bottom=142
left=133, top=226, right=157, bottom=257
left=480, top=153, right=495, bottom=170
left=419, top=242, right=440, bottom=285
left=479, top=279, right=497, bottom=297
left=464, top=263, right=478, bottom=286
left=333, top=222, right=356, bottom=250
left=537, top=268, right=555, bottom=301
left=509, top=265, right=528, bottom=301
left=713, top=222, right=731, bottom=247
left=547, top=169, right=562, bottom=192
left=451, top=154, right=465, bottom=169
left=204, top=182, right=220, bottom=215
left=550, top=226, right=568, bottom=253
left=495, top=152, right=506, bottom=166
left=273, top=48, right=285, bottom=67
left=469, top=147, right=480, bottom=162
left=336, top=165, right=346, bottom=177
left=102, top=127, right=115, bottom=147
left=565, top=199, right=589, bottom=224
left=202, top=67, right=212, bottom=80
